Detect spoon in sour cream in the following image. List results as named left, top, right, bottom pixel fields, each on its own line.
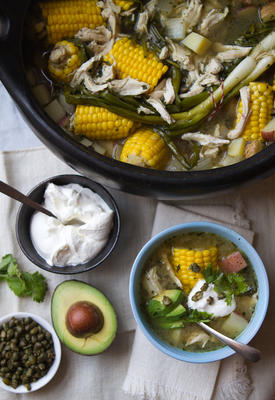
left=0, top=180, right=58, bottom=219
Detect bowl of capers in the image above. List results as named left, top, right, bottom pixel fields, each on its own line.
left=0, top=312, right=61, bottom=393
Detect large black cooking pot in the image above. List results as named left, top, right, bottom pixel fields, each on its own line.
left=1, top=0, right=275, bottom=199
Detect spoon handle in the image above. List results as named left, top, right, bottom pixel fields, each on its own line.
left=0, top=180, right=56, bottom=218
left=198, top=322, right=261, bottom=362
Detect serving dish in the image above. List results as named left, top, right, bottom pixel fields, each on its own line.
left=16, top=174, right=120, bottom=274
left=1, top=1, right=275, bottom=199
left=129, top=222, right=269, bottom=363
left=0, top=312, right=61, bottom=393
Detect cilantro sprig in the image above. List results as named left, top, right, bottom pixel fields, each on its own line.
left=0, top=254, right=47, bottom=302
left=202, top=264, right=249, bottom=305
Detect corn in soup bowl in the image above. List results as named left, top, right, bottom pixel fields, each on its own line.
left=129, top=222, right=269, bottom=363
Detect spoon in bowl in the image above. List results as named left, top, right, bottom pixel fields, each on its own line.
left=197, top=321, right=261, bottom=362
left=0, top=180, right=57, bottom=219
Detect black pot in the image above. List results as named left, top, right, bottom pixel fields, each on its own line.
left=0, top=0, right=275, bottom=199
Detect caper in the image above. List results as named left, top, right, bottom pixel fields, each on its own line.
left=34, top=342, right=42, bottom=351
left=0, top=331, right=6, bottom=339
left=25, top=383, right=31, bottom=391
left=37, top=352, right=45, bottom=362
left=5, top=372, right=12, bottom=379
left=3, top=323, right=9, bottom=331
left=26, top=368, right=33, bottom=378
left=38, top=363, right=46, bottom=371
left=2, top=378, right=11, bottom=386
left=37, top=333, right=44, bottom=341
left=191, top=291, right=203, bottom=301
left=11, top=380, right=19, bottom=389
left=30, top=327, right=39, bottom=335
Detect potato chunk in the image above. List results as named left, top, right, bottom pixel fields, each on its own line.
left=182, top=32, right=212, bottom=55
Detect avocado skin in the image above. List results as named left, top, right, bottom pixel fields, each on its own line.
left=146, top=289, right=185, bottom=318
left=51, top=280, right=117, bottom=356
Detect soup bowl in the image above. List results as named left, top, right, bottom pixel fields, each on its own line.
left=129, top=222, right=269, bottom=363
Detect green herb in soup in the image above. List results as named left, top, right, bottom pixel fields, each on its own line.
left=24, top=0, right=275, bottom=171
left=140, top=232, right=258, bottom=352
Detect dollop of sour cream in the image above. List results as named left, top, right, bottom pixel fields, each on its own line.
left=30, top=183, right=114, bottom=267
left=188, top=279, right=236, bottom=317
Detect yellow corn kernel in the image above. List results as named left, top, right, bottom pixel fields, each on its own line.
left=120, top=129, right=170, bottom=170
left=73, top=106, right=135, bottom=139
left=170, top=247, right=218, bottom=294
left=39, top=0, right=104, bottom=44
left=48, top=40, right=82, bottom=82
left=113, top=0, right=134, bottom=10
left=236, top=82, right=273, bottom=142
left=104, top=38, right=168, bottom=89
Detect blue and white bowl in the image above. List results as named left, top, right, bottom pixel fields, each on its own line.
left=129, top=222, right=269, bottom=363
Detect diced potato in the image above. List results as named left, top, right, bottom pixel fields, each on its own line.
left=261, top=117, right=275, bottom=141
left=220, top=312, right=248, bottom=339
left=32, top=84, right=51, bottom=106
left=219, top=155, right=243, bottom=167
left=245, top=140, right=264, bottom=159
left=228, top=138, right=246, bottom=157
left=236, top=295, right=257, bottom=320
left=182, top=32, right=212, bottom=55
left=44, top=99, right=66, bottom=123
left=260, top=2, right=275, bottom=23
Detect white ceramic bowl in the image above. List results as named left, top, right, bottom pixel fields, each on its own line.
left=0, top=312, right=61, bottom=393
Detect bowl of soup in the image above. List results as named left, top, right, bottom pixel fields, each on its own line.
left=129, top=222, right=269, bottom=362
left=0, top=0, right=275, bottom=199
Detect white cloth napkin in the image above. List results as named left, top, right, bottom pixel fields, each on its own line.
left=123, top=202, right=254, bottom=400
left=0, top=147, right=256, bottom=400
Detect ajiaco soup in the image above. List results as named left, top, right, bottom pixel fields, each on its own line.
left=140, top=232, right=258, bottom=352
left=24, top=0, right=275, bottom=171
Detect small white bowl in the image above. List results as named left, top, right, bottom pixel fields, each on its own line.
left=0, top=312, right=61, bottom=393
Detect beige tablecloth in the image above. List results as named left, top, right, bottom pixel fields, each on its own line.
left=0, top=147, right=274, bottom=399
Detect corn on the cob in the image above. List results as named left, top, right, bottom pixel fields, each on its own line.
left=236, top=82, right=273, bottom=142
left=170, top=247, right=218, bottom=294
left=73, top=105, right=135, bottom=139
left=39, top=0, right=104, bottom=44
left=48, top=40, right=82, bottom=82
left=120, top=129, right=170, bottom=169
left=113, top=0, right=134, bottom=10
left=104, top=38, right=168, bottom=89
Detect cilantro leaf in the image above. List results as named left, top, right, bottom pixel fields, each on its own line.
left=0, top=254, right=47, bottom=302
left=185, top=309, right=213, bottom=323
left=22, top=271, right=47, bottom=303
left=202, top=264, right=220, bottom=284
left=227, top=273, right=249, bottom=296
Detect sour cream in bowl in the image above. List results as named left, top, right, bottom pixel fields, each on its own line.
left=16, top=175, right=120, bottom=274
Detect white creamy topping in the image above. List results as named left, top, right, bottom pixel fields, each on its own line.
left=188, top=279, right=236, bottom=317
left=30, top=183, right=114, bottom=267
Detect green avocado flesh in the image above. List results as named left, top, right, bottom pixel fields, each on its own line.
left=146, top=289, right=184, bottom=318
left=51, top=280, right=117, bottom=355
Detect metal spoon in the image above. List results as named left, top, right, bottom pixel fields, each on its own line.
left=0, top=180, right=57, bottom=219
left=198, top=321, right=261, bottom=362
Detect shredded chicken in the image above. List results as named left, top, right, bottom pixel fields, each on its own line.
left=147, top=98, right=174, bottom=124
left=93, top=64, right=116, bottom=85
left=205, top=58, right=223, bottom=75
left=136, top=0, right=157, bottom=34
left=213, top=43, right=252, bottom=62
left=182, top=132, right=229, bottom=146
left=75, top=26, right=112, bottom=43
left=109, top=77, right=150, bottom=96
left=83, top=73, right=108, bottom=93
left=182, top=0, right=203, bottom=33
left=200, top=7, right=229, bottom=36
left=159, top=46, right=169, bottom=60
left=167, top=39, right=194, bottom=71
left=150, top=78, right=175, bottom=104
left=143, top=267, right=163, bottom=297
left=137, top=106, right=155, bottom=115
left=228, top=86, right=251, bottom=139
left=70, top=55, right=102, bottom=87
left=185, top=331, right=211, bottom=348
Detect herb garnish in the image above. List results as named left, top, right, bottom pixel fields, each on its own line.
left=0, top=254, right=47, bottom=303
left=202, top=264, right=249, bottom=305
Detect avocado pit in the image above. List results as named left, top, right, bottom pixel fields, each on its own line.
left=66, top=301, right=104, bottom=338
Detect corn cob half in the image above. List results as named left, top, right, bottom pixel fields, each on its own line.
left=48, top=40, right=82, bottom=82
left=120, top=129, right=170, bottom=169
left=73, top=105, right=135, bottom=140
left=39, top=0, right=104, bottom=44
left=113, top=0, right=134, bottom=10
left=104, top=38, right=168, bottom=89
left=236, top=82, right=273, bottom=142
left=170, top=247, right=218, bottom=294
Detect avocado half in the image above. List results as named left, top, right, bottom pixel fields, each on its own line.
left=51, top=280, right=117, bottom=355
